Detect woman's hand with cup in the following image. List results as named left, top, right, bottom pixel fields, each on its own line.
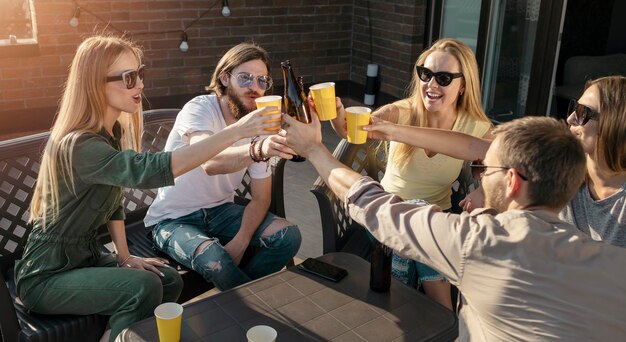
left=362, top=116, right=396, bottom=141
left=307, top=95, right=348, bottom=139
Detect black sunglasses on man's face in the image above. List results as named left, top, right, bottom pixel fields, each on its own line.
left=470, top=160, right=528, bottom=181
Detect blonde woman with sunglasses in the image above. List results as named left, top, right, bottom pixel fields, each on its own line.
left=363, top=76, right=626, bottom=248
left=14, top=35, right=279, bottom=342
left=314, top=38, right=493, bottom=310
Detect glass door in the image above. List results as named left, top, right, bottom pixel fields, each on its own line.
left=480, top=0, right=542, bottom=122
left=431, top=0, right=565, bottom=122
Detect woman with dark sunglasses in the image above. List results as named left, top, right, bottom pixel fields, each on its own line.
left=14, top=35, right=279, bottom=342
left=561, top=76, right=626, bottom=247
left=310, top=38, right=493, bottom=310
left=363, top=76, right=626, bottom=249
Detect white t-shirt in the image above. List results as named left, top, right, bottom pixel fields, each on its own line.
left=144, top=94, right=271, bottom=227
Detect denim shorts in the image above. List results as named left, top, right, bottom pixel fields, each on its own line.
left=390, top=198, right=446, bottom=288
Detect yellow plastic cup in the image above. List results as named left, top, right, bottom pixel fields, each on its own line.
left=154, top=302, right=183, bottom=342
left=310, top=82, right=337, bottom=121
left=255, top=95, right=282, bottom=132
left=247, top=325, right=277, bottom=342
left=345, top=106, right=371, bottom=144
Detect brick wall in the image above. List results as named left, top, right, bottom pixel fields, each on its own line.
left=350, top=0, right=427, bottom=100
left=0, top=0, right=426, bottom=136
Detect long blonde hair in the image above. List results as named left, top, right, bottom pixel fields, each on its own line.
left=30, top=35, right=144, bottom=227
left=393, top=38, right=490, bottom=165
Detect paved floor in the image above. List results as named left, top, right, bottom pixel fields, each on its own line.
left=283, top=98, right=363, bottom=260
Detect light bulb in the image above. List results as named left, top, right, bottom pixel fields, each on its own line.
left=221, top=0, right=231, bottom=17
left=179, top=32, right=189, bottom=52
left=69, top=6, right=80, bottom=27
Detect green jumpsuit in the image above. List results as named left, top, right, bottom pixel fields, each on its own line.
left=15, top=124, right=183, bottom=341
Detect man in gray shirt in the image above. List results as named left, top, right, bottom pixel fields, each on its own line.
left=284, top=114, right=626, bottom=340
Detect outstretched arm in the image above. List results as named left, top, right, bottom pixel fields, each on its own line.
left=283, top=113, right=361, bottom=201
left=189, top=133, right=295, bottom=176
left=282, top=113, right=465, bottom=283
left=363, top=119, right=491, bottom=161
left=169, top=106, right=281, bottom=178
left=318, top=98, right=401, bottom=140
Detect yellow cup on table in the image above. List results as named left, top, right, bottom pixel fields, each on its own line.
left=254, top=95, right=282, bottom=132
left=154, top=302, right=183, bottom=342
left=345, top=106, right=371, bottom=144
left=310, top=82, right=337, bottom=121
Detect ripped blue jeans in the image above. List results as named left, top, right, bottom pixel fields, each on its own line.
left=151, top=203, right=301, bottom=290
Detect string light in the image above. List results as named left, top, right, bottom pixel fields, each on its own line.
left=68, top=0, right=230, bottom=51
left=69, top=5, right=80, bottom=27
left=221, top=0, right=231, bottom=17
left=179, top=32, right=189, bottom=52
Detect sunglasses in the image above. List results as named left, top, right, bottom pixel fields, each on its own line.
left=470, top=160, right=528, bottom=181
left=106, top=64, right=145, bottom=89
left=227, top=72, right=273, bottom=91
left=416, top=66, right=463, bottom=87
left=568, top=99, right=598, bottom=126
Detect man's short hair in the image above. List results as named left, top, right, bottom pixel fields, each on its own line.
left=206, top=42, right=271, bottom=96
left=492, top=116, right=586, bottom=210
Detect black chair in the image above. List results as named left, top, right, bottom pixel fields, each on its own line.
left=0, top=108, right=288, bottom=342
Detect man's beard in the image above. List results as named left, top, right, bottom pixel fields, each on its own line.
left=484, top=183, right=507, bottom=213
left=226, top=86, right=257, bottom=120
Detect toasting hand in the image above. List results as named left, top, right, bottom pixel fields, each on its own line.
left=282, top=113, right=323, bottom=158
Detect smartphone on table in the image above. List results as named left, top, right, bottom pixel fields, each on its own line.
left=296, top=258, right=348, bottom=282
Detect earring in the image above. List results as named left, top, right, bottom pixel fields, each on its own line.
left=459, top=91, right=464, bottom=96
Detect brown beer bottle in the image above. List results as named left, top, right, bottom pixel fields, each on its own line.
left=369, top=239, right=392, bottom=292
left=281, top=60, right=311, bottom=162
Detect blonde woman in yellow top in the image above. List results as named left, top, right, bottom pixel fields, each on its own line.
left=325, top=38, right=492, bottom=310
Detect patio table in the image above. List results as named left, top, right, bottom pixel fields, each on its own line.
left=118, top=252, right=457, bottom=341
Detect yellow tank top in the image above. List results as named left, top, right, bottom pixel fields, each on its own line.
left=380, top=100, right=490, bottom=209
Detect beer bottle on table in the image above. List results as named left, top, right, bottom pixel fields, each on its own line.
left=281, top=60, right=311, bottom=162
left=370, top=239, right=392, bottom=292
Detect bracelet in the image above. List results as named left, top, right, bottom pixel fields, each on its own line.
left=117, top=255, right=134, bottom=267
left=249, top=136, right=262, bottom=162
left=257, top=138, right=270, bottom=162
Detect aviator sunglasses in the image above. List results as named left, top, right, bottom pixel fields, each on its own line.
left=106, top=64, right=145, bottom=89
left=227, top=72, right=273, bottom=91
left=568, top=99, right=599, bottom=126
left=416, top=65, right=463, bottom=87
left=470, top=160, right=528, bottom=181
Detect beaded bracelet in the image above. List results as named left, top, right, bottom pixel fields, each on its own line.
left=249, top=136, right=262, bottom=162
left=257, top=138, right=270, bottom=162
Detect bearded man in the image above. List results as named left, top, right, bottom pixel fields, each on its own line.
left=145, top=43, right=301, bottom=290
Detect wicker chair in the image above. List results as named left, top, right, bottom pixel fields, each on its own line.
left=0, top=108, right=287, bottom=342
